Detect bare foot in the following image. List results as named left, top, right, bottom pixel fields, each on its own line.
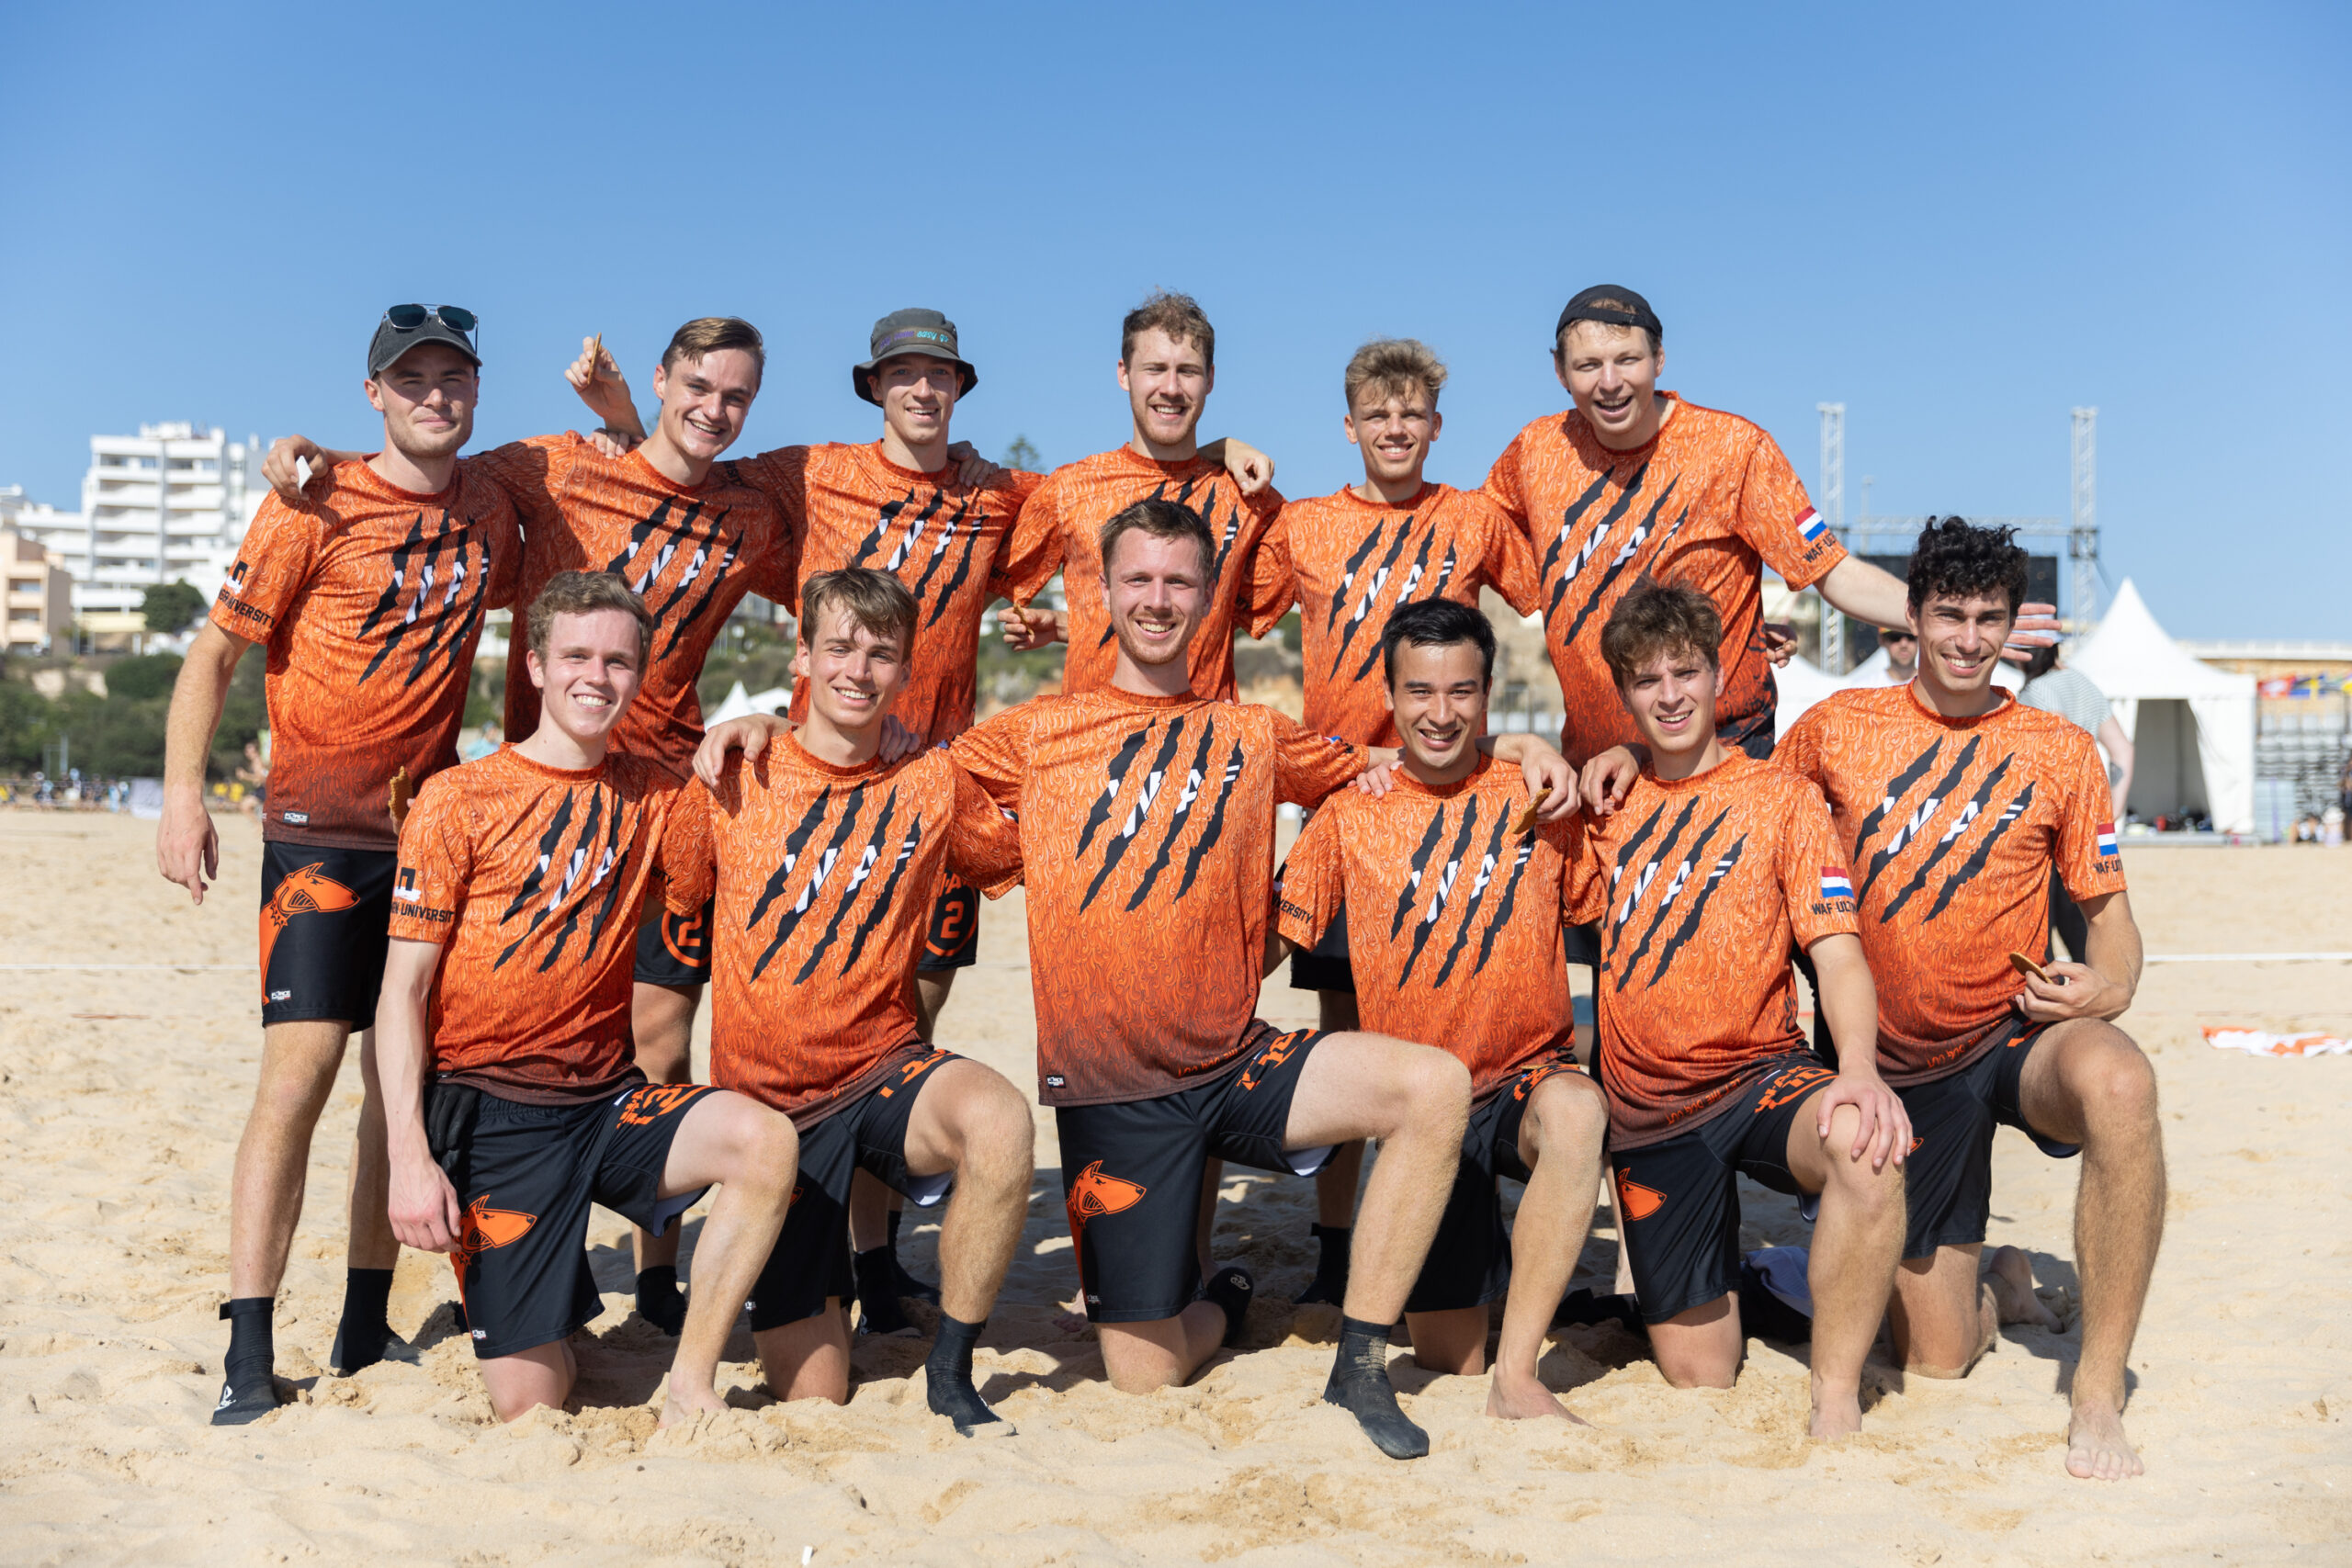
left=2065, top=1400, right=2143, bottom=1480
left=658, top=1384, right=729, bottom=1429
left=1808, top=1391, right=1863, bottom=1442
left=1984, top=1247, right=2063, bottom=1330
left=1486, top=1373, right=1589, bottom=1424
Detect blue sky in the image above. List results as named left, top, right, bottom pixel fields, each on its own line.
left=2, top=1, right=2344, bottom=637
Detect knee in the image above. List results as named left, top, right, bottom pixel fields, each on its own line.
left=1655, top=1351, right=1738, bottom=1391
left=2070, top=1035, right=2158, bottom=1131
left=966, top=1085, right=1036, bottom=1174
left=1528, top=1075, right=1608, bottom=1152
left=741, top=1110, right=799, bottom=1190
left=1403, top=1049, right=1472, bottom=1122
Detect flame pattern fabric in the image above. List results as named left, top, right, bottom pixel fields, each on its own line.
left=1777, top=685, right=2127, bottom=1084
left=213, top=461, right=521, bottom=849
left=389, top=747, right=707, bottom=1103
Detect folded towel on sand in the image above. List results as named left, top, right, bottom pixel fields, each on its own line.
left=2202, top=1027, right=2350, bottom=1057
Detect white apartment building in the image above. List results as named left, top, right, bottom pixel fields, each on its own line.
left=6, top=423, right=263, bottom=639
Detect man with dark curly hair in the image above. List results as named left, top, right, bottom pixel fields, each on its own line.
left=1775, top=518, right=2164, bottom=1482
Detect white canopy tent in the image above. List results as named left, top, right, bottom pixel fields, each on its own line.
left=705, top=680, right=791, bottom=726
left=2066, top=578, right=2256, bottom=834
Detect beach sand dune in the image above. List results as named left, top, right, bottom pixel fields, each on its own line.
left=2, top=814, right=2346, bottom=1564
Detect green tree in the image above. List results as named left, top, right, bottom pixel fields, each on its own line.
left=1002, top=435, right=1043, bottom=473
left=207, top=652, right=267, bottom=780
left=0, top=676, right=52, bottom=772
left=107, top=652, right=183, bottom=702
left=141, top=580, right=209, bottom=636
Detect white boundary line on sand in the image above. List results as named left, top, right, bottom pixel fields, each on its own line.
left=2142, top=953, right=2352, bottom=964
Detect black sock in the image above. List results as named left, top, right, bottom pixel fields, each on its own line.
left=213, top=1298, right=279, bottom=1426
left=1324, top=1315, right=1429, bottom=1460
left=885, top=1206, right=903, bottom=1250
left=854, top=1247, right=915, bottom=1335
left=1297, top=1224, right=1351, bottom=1306
left=924, top=1314, right=1006, bottom=1435
left=883, top=1208, right=942, bottom=1303
left=1203, top=1263, right=1255, bottom=1348
left=636, top=1265, right=687, bottom=1336
left=328, top=1268, right=395, bottom=1375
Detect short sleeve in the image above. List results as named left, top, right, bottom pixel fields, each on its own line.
left=946, top=704, right=1035, bottom=812
left=1480, top=433, right=1532, bottom=532
left=983, top=470, right=1051, bottom=603
left=734, top=446, right=811, bottom=540
left=1472, top=492, right=1543, bottom=617
left=944, top=761, right=1025, bottom=897
left=212, top=492, right=320, bottom=645
left=1780, top=783, right=1860, bottom=949
left=1274, top=807, right=1345, bottom=952
left=1001, top=480, right=1067, bottom=607
left=1270, top=711, right=1367, bottom=807
left=1561, top=818, right=1608, bottom=925
left=2052, top=731, right=2130, bottom=902
left=741, top=509, right=801, bottom=609
left=1773, top=707, right=1828, bottom=788
left=1734, top=433, right=1846, bottom=592
left=388, top=776, right=472, bottom=943
left=466, top=435, right=575, bottom=536
left=659, top=782, right=718, bottom=917
left=1245, top=510, right=1298, bottom=637
left=462, top=474, right=526, bottom=612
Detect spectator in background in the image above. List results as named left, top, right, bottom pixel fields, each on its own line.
left=2020, top=643, right=2135, bottom=958
left=1876, top=626, right=1918, bottom=683
left=461, top=718, right=503, bottom=761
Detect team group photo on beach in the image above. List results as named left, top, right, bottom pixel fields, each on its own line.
left=3, top=5, right=2346, bottom=1564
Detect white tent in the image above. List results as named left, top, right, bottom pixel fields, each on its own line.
left=2065, top=578, right=2256, bottom=834
left=1772, top=656, right=1849, bottom=733
left=705, top=680, right=791, bottom=726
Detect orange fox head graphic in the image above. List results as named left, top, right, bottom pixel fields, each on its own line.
left=1064, top=1160, right=1147, bottom=1283
left=453, top=1198, right=536, bottom=1270
left=1614, top=1168, right=1667, bottom=1223
left=257, top=863, right=362, bottom=996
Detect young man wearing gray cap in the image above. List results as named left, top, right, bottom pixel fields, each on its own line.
left=162, top=305, right=521, bottom=1422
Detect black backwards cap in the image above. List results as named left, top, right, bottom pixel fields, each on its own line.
left=1555, top=286, right=1663, bottom=349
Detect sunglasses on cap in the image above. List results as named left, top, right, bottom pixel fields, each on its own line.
left=380, top=303, right=479, bottom=342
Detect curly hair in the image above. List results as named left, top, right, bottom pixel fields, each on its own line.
left=1600, top=576, right=1722, bottom=687
left=1905, top=516, right=2028, bottom=616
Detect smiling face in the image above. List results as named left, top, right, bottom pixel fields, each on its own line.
left=1617, top=643, right=1720, bottom=765
left=791, top=601, right=910, bottom=739
left=1385, top=638, right=1487, bottom=780
left=1910, top=592, right=2013, bottom=701
left=1879, top=626, right=1918, bottom=677
left=1103, top=528, right=1205, bottom=671
left=526, top=607, right=643, bottom=748
left=650, top=346, right=761, bottom=463
left=1555, top=321, right=1665, bottom=450
left=1345, top=387, right=1441, bottom=491
left=869, top=353, right=961, bottom=454
left=1117, top=327, right=1214, bottom=450
left=367, top=342, right=478, bottom=464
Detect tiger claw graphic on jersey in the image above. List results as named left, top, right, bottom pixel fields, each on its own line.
left=1613, top=1171, right=1666, bottom=1222
left=257, top=863, right=361, bottom=994
left=452, top=1198, right=537, bottom=1273
left=1069, top=716, right=1243, bottom=911
left=492, top=784, right=634, bottom=971
left=354, top=511, right=497, bottom=688
left=603, top=493, right=745, bottom=661
left=1065, top=1160, right=1147, bottom=1281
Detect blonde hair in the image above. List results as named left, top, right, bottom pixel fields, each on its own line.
left=1344, top=338, right=1446, bottom=412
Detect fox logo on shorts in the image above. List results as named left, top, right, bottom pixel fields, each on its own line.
left=257, top=863, right=360, bottom=997
left=453, top=1197, right=536, bottom=1275
left=1615, top=1169, right=1667, bottom=1222
left=1065, top=1160, right=1147, bottom=1280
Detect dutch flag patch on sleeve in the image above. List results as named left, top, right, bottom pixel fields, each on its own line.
left=1820, top=865, right=1854, bottom=901
left=2096, top=822, right=2119, bottom=856
left=1797, top=506, right=1829, bottom=545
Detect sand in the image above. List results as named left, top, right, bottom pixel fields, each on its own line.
left=1, top=811, right=2347, bottom=1566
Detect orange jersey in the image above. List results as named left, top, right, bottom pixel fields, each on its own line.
left=1247, top=483, right=1543, bottom=747
left=469, top=434, right=798, bottom=777
left=388, top=746, right=708, bottom=1103
left=1276, top=756, right=1579, bottom=1099
left=735, top=443, right=1046, bottom=743
left=1482, top=395, right=1845, bottom=761
left=1002, top=447, right=1283, bottom=701
left=213, top=459, right=521, bottom=850
left=950, top=687, right=1363, bottom=1106
left=1776, top=684, right=2127, bottom=1083
left=665, top=738, right=1023, bottom=1128
left=1564, top=752, right=1858, bottom=1147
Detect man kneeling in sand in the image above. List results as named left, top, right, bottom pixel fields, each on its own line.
left=1777, top=518, right=2163, bottom=1480
left=1574, top=579, right=1908, bottom=1440
left=680, top=569, right=1037, bottom=1435
left=1272, top=599, right=1610, bottom=1422
left=376, top=571, right=798, bottom=1424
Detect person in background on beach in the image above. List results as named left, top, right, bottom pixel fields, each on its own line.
left=377, top=571, right=797, bottom=1426
left=158, top=304, right=522, bottom=1423
left=2019, top=641, right=2135, bottom=960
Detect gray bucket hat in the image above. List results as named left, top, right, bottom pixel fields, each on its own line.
left=853, top=308, right=977, bottom=405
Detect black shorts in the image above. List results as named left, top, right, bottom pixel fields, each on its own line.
left=1896, top=1018, right=2080, bottom=1259
left=917, top=877, right=979, bottom=973
left=1287, top=902, right=1355, bottom=994
left=431, top=1080, right=714, bottom=1359
left=744, top=1048, right=959, bottom=1331
left=1405, top=1057, right=1581, bottom=1315
left=1611, top=1055, right=1838, bottom=1324
left=634, top=897, right=712, bottom=988
left=1056, top=1025, right=1333, bottom=1324
left=259, top=841, right=395, bottom=1029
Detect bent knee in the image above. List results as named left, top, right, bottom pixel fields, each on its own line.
left=2070, top=1036, right=2159, bottom=1125
left=1530, top=1074, right=1608, bottom=1141
left=1657, top=1359, right=1739, bottom=1391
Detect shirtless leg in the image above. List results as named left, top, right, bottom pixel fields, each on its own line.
left=2018, top=1018, right=2163, bottom=1480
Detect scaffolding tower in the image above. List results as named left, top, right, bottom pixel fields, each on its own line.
left=1816, top=403, right=1845, bottom=672
left=2071, top=407, right=2099, bottom=625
